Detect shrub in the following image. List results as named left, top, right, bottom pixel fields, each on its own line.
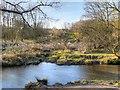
left=114, top=81, right=120, bottom=86
left=40, top=52, right=52, bottom=57
left=54, top=50, right=63, bottom=55
left=90, top=80, right=99, bottom=83
left=67, top=81, right=74, bottom=85
left=63, top=49, right=71, bottom=53
left=91, top=55, right=98, bottom=59
left=100, top=57, right=110, bottom=64
left=74, top=80, right=80, bottom=83
left=59, top=55, right=66, bottom=59
left=107, top=59, right=120, bottom=65
left=74, top=51, right=81, bottom=55
left=69, top=55, right=81, bottom=59
left=51, top=55, right=60, bottom=59
left=82, top=79, right=88, bottom=85
left=48, top=55, right=60, bottom=63
left=97, top=56, right=104, bottom=59
left=57, top=59, right=66, bottom=65
left=35, top=53, right=42, bottom=57
left=85, top=59, right=93, bottom=65
left=118, top=82, right=120, bottom=86
left=90, top=49, right=107, bottom=53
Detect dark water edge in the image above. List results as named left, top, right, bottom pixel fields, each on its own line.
left=1, top=62, right=119, bottom=88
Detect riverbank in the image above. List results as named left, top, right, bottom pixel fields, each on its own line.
left=25, top=79, right=120, bottom=89
left=47, top=50, right=120, bottom=65
left=1, top=49, right=120, bottom=67
left=2, top=53, right=44, bottom=67
left=1, top=42, right=120, bottom=67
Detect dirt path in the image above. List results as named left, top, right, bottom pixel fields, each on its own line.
left=46, top=85, right=119, bottom=90
left=67, top=85, right=119, bottom=89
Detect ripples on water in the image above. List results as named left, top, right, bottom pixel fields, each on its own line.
left=1, top=62, right=119, bottom=88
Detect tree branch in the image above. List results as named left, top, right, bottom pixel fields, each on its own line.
left=0, top=9, right=22, bottom=14
left=0, top=0, right=60, bottom=26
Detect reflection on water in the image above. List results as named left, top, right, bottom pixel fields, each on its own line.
left=1, top=62, right=119, bottom=88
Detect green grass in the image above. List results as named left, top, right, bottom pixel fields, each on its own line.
left=47, top=49, right=119, bottom=65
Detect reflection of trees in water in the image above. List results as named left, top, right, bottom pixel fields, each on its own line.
left=78, top=65, right=118, bottom=80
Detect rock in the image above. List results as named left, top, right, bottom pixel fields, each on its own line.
left=81, top=80, right=88, bottom=85
left=93, top=60, right=100, bottom=64
left=76, top=60, right=85, bottom=65
left=53, top=83, right=63, bottom=87
left=66, top=82, right=74, bottom=85
left=36, top=78, right=48, bottom=85
left=66, top=60, right=75, bottom=65
left=85, top=60, right=100, bottom=65
left=109, top=82, right=113, bottom=85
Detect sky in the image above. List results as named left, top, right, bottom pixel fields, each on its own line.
left=2, top=0, right=120, bottom=29
left=43, top=2, right=85, bottom=29
left=42, top=0, right=120, bottom=29
left=2, top=0, right=85, bottom=29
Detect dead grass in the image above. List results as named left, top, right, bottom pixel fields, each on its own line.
left=2, top=54, right=17, bottom=58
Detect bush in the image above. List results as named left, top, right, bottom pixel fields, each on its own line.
left=59, top=55, right=66, bottom=59
left=40, top=52, right=52, bottom=57
left=107, top=59, right=120, bottom=65
left=74, top=80, right=80, bottom=83
left=97, top=56, right=104, bottom=59
left=54, top=50, right=63, bottom=55
left=74, top=51, right=81, bottom=55
left=66, top=82, right=74, bottom=85
left=48, top=55, right=60, bottom=63
left=85, top=59, right=93, bottom=65
left=50, top=55, right=60, bottom=59
left=69, top=55, right=81, bottom=59
left=91, top=55, right=98, bottom=59
left=114, top=81, right=120, bottom=86
left=35, top=53, right=42, bottom=57
left=90, top=49, right=107, bottom=53
left=82, top=79, right=88, bottom=85
left=90, top=80, right=99, bottom=83
left=63, top=49, right=71, bottom=53
left=57, top=59, right=66, bottom=65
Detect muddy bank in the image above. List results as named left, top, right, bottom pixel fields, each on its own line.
left=25, top=79, right=120, bottom=89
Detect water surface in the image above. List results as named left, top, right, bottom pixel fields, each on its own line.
left=1, top=62, right=119, bottom=88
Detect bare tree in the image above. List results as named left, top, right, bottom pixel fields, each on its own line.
left=84, top=1, right=120, bottom=58
left=0, top=0, right=60, bottom=26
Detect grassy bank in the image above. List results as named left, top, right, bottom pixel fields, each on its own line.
left=2, top=49, right=120, bottom=66
left=47, top=50, right=120, bottom=65
left=2, top=42, right=120, bottom=66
